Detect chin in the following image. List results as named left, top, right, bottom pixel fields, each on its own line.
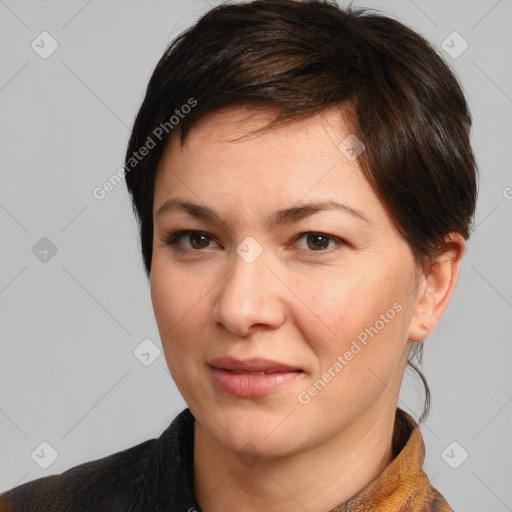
left=198, top=397, right=311, bottom=457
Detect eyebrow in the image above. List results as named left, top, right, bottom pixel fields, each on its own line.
left=155, top=198, right=371, bottom=228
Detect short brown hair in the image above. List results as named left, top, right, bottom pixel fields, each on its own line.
left=124, top=0, right=478, bottom=421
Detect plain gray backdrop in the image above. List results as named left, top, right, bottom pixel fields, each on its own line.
left=1, top=0, right=511, bottom=510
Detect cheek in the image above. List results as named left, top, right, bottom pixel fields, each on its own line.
left=150, top=267, right=204, bottom=366
left=298, top=267, right=411, bottom=368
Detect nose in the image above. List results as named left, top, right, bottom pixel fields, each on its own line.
left=212, top=247, right=286, bottom=337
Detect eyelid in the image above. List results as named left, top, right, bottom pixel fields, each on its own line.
left=160, top=228, right=347, bottom=255
left=160, top=229, right=220, bottom=250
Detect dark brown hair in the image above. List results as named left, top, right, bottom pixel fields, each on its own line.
left=124, top=0, right=478, bottom=422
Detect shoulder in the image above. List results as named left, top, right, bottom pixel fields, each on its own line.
left=0, top=437, right=156, bottom=512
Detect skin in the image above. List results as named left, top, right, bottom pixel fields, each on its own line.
left=150, top=106, right=465, bottom=512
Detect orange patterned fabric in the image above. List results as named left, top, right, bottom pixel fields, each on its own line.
left=329, top=408, right=453, bottom=511
left=0, top=407, right=452, bottom=511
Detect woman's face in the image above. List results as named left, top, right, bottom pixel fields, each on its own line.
left=151, top=107, right=424, bottom=458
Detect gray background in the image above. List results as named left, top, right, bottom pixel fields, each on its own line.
left=0, top=0, right=511, bottom=509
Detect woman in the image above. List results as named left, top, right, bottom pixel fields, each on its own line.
left=0, top=0, right=477, bottom=510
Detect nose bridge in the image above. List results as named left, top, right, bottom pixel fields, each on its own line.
left=213, top=239, right=283, bottom=335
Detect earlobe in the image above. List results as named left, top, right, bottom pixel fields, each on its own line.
left=407, top=233, right=466, bottom=342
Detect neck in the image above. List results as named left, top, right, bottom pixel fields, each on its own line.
left=193, top=404, right=397, bottom=512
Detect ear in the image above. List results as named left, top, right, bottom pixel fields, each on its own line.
left=407, top=232, right=466, bottom=342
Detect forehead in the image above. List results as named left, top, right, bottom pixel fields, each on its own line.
left=153, top=106, right=384, bottom=226
left=156, top=106, right=361, bottom=179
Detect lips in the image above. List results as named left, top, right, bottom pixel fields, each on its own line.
left=222, top=370, right=275, bottom=375
left=209, top=356, right=301, bottom=373
left=209, top=356, right=304, bottom=398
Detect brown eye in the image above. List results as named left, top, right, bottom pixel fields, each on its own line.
left=306, top=233, right=331, bottom=250
left=162, top=230, right=217, bottom=251
left=187, top=232, right=211, bottom=249
left=293, top=232, right=345, bottom=254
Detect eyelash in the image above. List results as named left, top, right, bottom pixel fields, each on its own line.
left=159, top=226, right=347, bottom=256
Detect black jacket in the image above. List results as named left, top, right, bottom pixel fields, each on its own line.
left=0, top=408, right=199, bottom=511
